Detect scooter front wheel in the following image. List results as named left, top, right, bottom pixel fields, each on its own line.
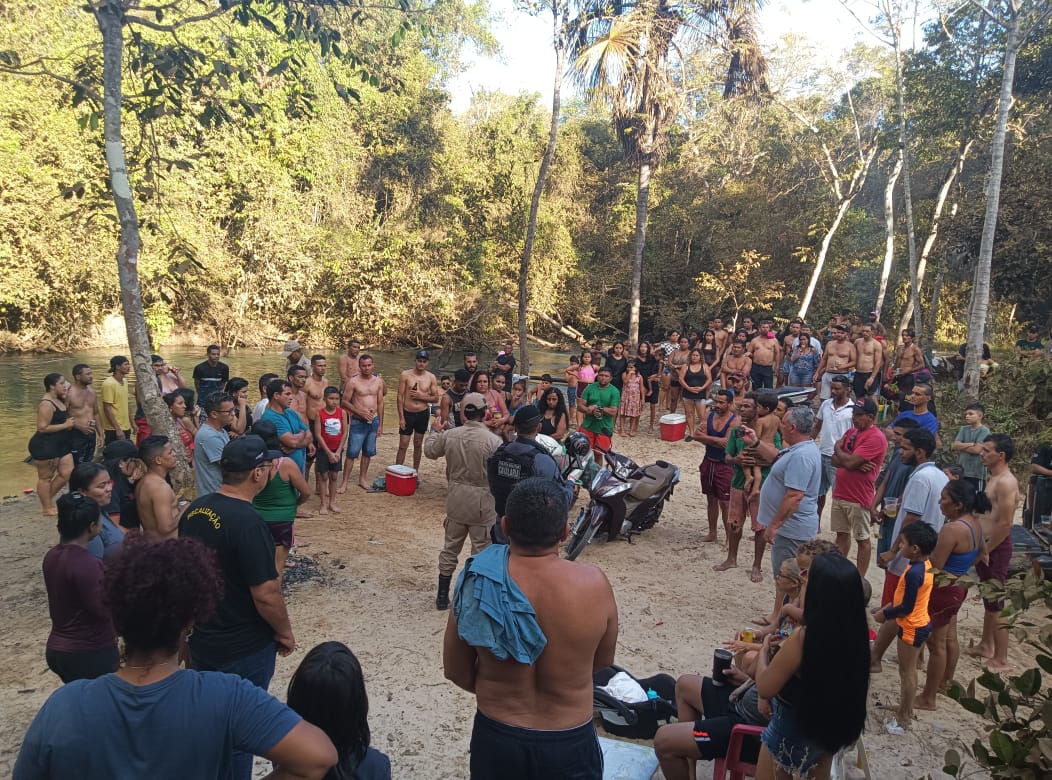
left=565, top=508, right=604, bottom=561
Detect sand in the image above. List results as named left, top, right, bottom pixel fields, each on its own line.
left=0, top=427, right=1003, bottom=779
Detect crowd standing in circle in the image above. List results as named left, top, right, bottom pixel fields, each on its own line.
left=18, top=316, right=1042, bottom=778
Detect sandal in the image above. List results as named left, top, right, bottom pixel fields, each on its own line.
left=753, top=616, right=772, bottom=627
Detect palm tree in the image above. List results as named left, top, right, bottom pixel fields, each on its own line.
left=569, top=0, right=767, bottom=346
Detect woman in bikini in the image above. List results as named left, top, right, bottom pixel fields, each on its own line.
left=667, top=335, right=692, bottom=415
left=677, top=348, right=712, bottom=442
left=914, top=481, right=986, bottom=711
left=163, top=390, right=196, bottom=457
left=28, top=373, right=76, bottom=516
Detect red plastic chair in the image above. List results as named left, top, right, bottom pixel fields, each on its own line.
left=711, top=724, right=765, bottom=779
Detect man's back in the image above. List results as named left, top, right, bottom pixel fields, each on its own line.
left=473, top=554, right=616, bottom=730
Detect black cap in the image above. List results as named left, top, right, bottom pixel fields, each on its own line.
left=220, top=435, right=282, bottom=472
left=103, top=439, right=138, bottom=461
left=854, top=397, right=879, bottom=415
left=540, top=373, right=553, bottom=382
left=416, top=349, right=429, bottom=360
left=514, top=404, right=542, bottom=426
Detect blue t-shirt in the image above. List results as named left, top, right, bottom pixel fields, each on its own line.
left=263, top=407, right=309, bottom=472
left=14, top=670, right=300, bottom=780
left=87, top=513, right=124, bottom=561
left=892, top=410, right=939, bottom=438
left=757, top=439, right=822, bottom=541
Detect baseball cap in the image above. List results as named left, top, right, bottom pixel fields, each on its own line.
left=854, top=398, right=878, bottom=415
left=540, top=373, right=553, bottom=382
left=730, top=371, right=746, bottom=379
left=220, top=435, right=282, bottom=471
left=416, top=349, right=430, bottom=360
left=103, top=439, right=138, bottom=462
left=462, top=392, right=487, bottom=412
left=833, top=324, right=849, bottom=332
left=281, top=340, right=302, bottom=358
left=514, top=404, right=542, bottom=426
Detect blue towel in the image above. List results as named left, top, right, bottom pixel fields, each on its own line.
left=452, top=544, right=548, bottom=664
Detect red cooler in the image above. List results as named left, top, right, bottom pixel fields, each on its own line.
left=385, top=465, right=418, bottom=496
left=659, top=413, right=687, bottom=442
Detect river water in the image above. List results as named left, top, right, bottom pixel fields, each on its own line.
left=1, top=346, right=573, bottom=499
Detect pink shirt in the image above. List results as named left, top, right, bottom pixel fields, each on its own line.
left=832, top=425, right=888, bottom=506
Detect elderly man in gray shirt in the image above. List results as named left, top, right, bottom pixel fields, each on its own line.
left=740, top=405, right=822, bottom=626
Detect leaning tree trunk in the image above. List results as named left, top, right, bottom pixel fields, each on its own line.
left=629, top=155, right=651, bottom=348
left=875, top=153, right=903, bottom=320
left=518, top=40, right=567, bottom=377
left=96, top=2, right=191, bottom=489
left=963, top=8, right=1021, bottom=399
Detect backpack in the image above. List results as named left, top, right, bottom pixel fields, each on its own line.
left=487, top=437, right=553, bottom=517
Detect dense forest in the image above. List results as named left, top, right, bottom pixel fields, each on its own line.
left=0, top=0, right=1049, bottom=353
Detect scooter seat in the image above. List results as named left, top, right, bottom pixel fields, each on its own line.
left=630, top=463, right=677, bottom=500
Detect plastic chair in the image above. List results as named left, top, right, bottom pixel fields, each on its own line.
left=711, top=724, right=764, bottom=780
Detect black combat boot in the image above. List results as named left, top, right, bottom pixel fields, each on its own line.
left=436, top=574, right=452, bottom=610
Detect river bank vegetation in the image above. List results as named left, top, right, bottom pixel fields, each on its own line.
left=0, top=1, right=1049, bottom=356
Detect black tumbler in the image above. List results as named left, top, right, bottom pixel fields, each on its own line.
left=711, top=648, right=733, bottom=685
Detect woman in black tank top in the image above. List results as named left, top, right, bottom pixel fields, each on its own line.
left=29, top=373, right=77, bottom=516
left=677, top=349, right=712, bottom=441
left=538, top=387, right=568, bottom=441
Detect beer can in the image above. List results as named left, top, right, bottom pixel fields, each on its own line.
left=741, top=627, right=755, bottom=644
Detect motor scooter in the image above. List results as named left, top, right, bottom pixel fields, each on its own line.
left=564, top=447, right=679, bottom=561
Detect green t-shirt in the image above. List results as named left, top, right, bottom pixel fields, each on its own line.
left=726, top=425, right=783, bottom=490
left=580, top=383, right=620, bottom=436
left=1017, top=339, right=1044, bottom=351
left=955, top=424, right=991, bottom=480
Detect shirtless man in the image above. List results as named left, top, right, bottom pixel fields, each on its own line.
left=712, top=316, right=730, bottom=359
left=853, top=324, right=884, bottom=398
left=287, top=365, right=309, bottom=425
left=342, top=354, right=387, bottom=490
left=815, top=325, right=858, bottom=400
left=134, top=435, right=183, bottom=539
left=397, top=350, right=440, bottom=471
left=304, top=355, right=329, bottom=491
left=437, top=369, right=470, bottom=431
left=780, top=321, right=802, bottom=386
left=337, top=338, right=362, bottom=387
left=67, top=364, right=100, bottom=464
left=721, top=342, right=752, bottom=389
left=443, top=477, right=618, bottom=779
left=967, top=434, right=1019, bottom=673
left=746, top=319, right=780, bottom=390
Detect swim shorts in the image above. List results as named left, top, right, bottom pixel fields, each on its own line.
left=399, top=408, right=430, bottom=436
left=729, top=487, right=762, bottom=533
left=469, top=709, right=603, bottom=780
left=348, top=417, right=379, bottom=459
left=852, top=371, right=874, bottom=398
left=267, top=521, right=295, bottom=549
left=315, top=453, right=343, bottom=474
left=898, top=622, right=932, bottom=647
left=928, top=583, right=967, bottom=628
left=975, top=536, right=1011, bottom=612
left=700, top=458, right=732, bottom=501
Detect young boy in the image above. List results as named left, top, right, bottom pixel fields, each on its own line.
left=744, top=393, right=779, bottom=498
left=314, top=386, right=349, bottom=515
left=952, top=403, right=990, bottom=492
left=874, top=522, right=938, bottom=734
left=564, top=356, right=580, bottom=419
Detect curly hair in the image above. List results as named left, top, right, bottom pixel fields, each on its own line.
left=105, top=535, right=223, bottom=655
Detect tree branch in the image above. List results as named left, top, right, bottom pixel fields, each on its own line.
left=0, top=63, right=102, bottom=103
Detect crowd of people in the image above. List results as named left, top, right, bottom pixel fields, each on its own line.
left=16, top=315, right=1037, bottom=779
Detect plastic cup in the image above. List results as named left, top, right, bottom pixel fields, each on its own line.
left=712, top=648, right=733, bottom=685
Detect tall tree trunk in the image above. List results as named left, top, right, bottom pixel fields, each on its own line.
left=891, top=29, right=922, bottom=343
left=518, top=41, right=566, bottom=377
left=963, top=6, right=1021, bottom=399
left=924, top=254, right=945, bottom=350
left=629, top=157, right=650, bottom=347
left=797, top=144, right=878, bottom=320
left=96, top=2, right=190, bottom=488
left=875, top=153, right=903, bottom=320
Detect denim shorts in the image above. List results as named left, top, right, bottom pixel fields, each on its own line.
left=567, top=386, right=577, bottom=407
left=348, top=416, right=379, bottom=459
left=819, top=454, right=836, bottom=495
left=761, top=698, right=826, bottom=775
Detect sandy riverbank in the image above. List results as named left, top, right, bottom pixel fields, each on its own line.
left=0, top=428, right=1004, bottom=778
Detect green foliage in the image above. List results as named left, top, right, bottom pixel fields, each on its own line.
left=942, top=568, right=1052, bottom=778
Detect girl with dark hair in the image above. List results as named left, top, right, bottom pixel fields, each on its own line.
left=69, top=462, right=126, bottom=561
left=755, top=553, right=869, bottom=778
left=287, top=641, right=392, bottom=780
left=576, top=351, right=596, bottom=426
left=29, top=373, right=76, bottom=516
left=700, top=329, right=720, bottom=369
left=604, top=341, right=628, bottom=392
left=787, top=335, right=819, bottom=388
left=914, top=481, right=988, bottom=711
left=163, top=390, right=196, bottom=456
left=41, top=492, right=118, bottom=683
left=16, top=535, right=337, bottom=778
left=618, top=360, right=644, bottom=437
left=538, top=387, right=569, bottom=442
left=225, top=377, right=252, bottom=435
left=668, top=336, right=692, bottom=415
left=634, top=341, right=661, bottom=432
left=469, top=371, right=509, bottom=435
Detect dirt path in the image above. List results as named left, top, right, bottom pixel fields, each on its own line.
left=0, top=429, right=1000, bottom=778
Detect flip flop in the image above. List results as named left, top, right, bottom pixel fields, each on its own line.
left=753, top=616, right=772, bottom=627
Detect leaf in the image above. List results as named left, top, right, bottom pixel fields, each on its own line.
left=959, top=696, right=987, bottom=715
left=266, top=57, right=290, bottom=77
left=1012, top=668, right=1041, bottom=696
left=1036, top=654, right=1052, bottom=674
left=978, top=669, right=1007, bottom=692
left=943, top=748, right=961, bottom=773
left=989, top=730, right=1014, bottom=764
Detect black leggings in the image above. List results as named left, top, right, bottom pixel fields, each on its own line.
left=46, top=646, right=119, bottom=683
left=470, top=710, right=603, bottom=779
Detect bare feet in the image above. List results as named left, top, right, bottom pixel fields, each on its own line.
left=336, top=483, right=348, bottom=494
left=318, top=507, right=330, bottom=516
left=750, top=567, right=763, bottom=583
left=359, top=480, right=371, bottom=490
left=984, top=659, right=1012, bottom=673
left=329, top=505, right=341, bottom=513
left=700, top=534, right=718, bottom=543
left=42, top=509, right=58, bottom=517
left=870, top=660, right=883, bottom=673
left=913, top=696, right=937, bottom=711
left=713, top=560, right=737, bottom=571
left=966, top=642, right=993, bottom=660
left=296, top=510, right=313, bottom=519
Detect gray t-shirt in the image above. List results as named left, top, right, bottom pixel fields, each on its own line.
left=758, top=439, right=821, bottom=541
left=194, top=424, right=230, bottom=496
left=955, top=424, right=990, bottom=481
left=888, top=461, right=948, bottom=576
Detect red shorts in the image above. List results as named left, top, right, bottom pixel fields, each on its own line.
left=729, top=487, right=762, bottom=533
left=581, top=429, right=612, bottom=454
left=699, top=458, right=732, bottom=501
left=928, top=583, right=967, bottom=628
left=881, top=570, right=900, bottom=607
left=975, top=536, right=1012, bottom=612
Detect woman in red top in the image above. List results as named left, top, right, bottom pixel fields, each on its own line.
left=163, top=390, right=195, bottom=457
